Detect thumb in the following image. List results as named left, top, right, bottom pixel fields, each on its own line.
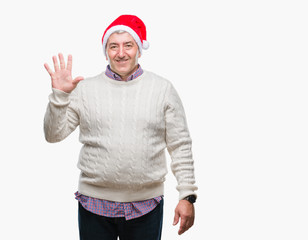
left=73, top=76, right=84, bottom=85
left=173, top=210, right=180, bottom=226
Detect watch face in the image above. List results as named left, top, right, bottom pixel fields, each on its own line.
left=186, top=195, right=196, bottom=203
left=189, top=196, right=196, bottom=203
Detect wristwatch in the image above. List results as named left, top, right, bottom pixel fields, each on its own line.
left=183, top=195, right=196, bottom=204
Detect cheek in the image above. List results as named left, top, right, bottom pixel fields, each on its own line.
left=107, top=50, right=116, bottom=59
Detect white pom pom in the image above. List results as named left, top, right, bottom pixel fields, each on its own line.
left=143, top=40, right=149, bottom=49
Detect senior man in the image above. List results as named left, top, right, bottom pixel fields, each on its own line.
left=44, top=15, right=197, bottom=240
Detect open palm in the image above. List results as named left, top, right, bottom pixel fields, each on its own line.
left=44, top=53, right=84, bottom=93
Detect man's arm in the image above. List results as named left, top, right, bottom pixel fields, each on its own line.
left=43, top=53, right=83, bottom=143
left=44, top=88, right=80, bottom=143
left=164, top=82, right=198, bottom=235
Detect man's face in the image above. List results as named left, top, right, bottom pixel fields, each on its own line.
left=106, top=32, right=141, bottom=80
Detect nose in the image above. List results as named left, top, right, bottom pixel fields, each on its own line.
left=118, top=46, right=125, bottom=58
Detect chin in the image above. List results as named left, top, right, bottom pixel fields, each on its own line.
left=115, top=67, right=130, bottom=74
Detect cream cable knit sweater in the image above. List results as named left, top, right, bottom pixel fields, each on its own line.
left=44, top=70, right=197, bottom=202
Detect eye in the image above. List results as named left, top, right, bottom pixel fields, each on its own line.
left=109, top=45, right=118, bottom=50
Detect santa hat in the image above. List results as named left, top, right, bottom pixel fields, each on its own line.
left=102, top=15, right=149, bottom=56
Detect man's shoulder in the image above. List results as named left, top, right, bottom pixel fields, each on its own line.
left=75, top=72, right=105, bottom=90
left=143, top=70, right=172, bottom=86
left=82, top=72, right=105, bottom=84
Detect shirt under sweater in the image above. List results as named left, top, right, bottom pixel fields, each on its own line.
left=44, top=70, right=197, bottom=202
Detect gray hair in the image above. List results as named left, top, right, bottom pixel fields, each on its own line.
left=114, top=30, right=126, bottom=34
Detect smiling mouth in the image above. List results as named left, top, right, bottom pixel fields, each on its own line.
left=116, top=59, right=128, bottom=63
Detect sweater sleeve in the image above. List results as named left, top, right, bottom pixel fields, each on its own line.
left=164, top=83, right=198, bottom=200
left=44, top=87, right=80, bottom=143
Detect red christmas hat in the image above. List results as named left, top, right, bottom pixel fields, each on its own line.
left=102, top=15, right=149, bottom=56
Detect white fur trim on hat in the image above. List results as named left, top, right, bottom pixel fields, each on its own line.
left=102, top=25, right=143, bottom=56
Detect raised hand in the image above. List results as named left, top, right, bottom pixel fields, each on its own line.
left=44, top=53, right=84, bottom=93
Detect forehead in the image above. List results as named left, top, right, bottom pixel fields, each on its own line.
left=107, top=32, right=136, bottom=44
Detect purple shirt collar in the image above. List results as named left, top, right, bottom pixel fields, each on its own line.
left=105, top=64, right=143, bottom=81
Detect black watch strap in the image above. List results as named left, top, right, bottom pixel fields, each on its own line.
left=183, top=195, right=196, bottom=204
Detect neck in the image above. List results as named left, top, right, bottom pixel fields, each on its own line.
left=110, top=65, right=139, bottom=81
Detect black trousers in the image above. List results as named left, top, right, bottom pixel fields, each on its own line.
left=78, top=198, right=164, bottom=240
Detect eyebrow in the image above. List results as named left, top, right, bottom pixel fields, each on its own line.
left=108, top=41, right=135, bottom=46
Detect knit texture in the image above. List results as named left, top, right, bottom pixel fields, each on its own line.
left=44, top=70, right=197, bottom=202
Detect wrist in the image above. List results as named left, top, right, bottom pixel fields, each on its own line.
left=183, top=195, right=196, bottom=204
left=49, top=88, right=71, bottom=106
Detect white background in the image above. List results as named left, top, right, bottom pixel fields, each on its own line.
left=1, top=0, right=307, bottom=239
